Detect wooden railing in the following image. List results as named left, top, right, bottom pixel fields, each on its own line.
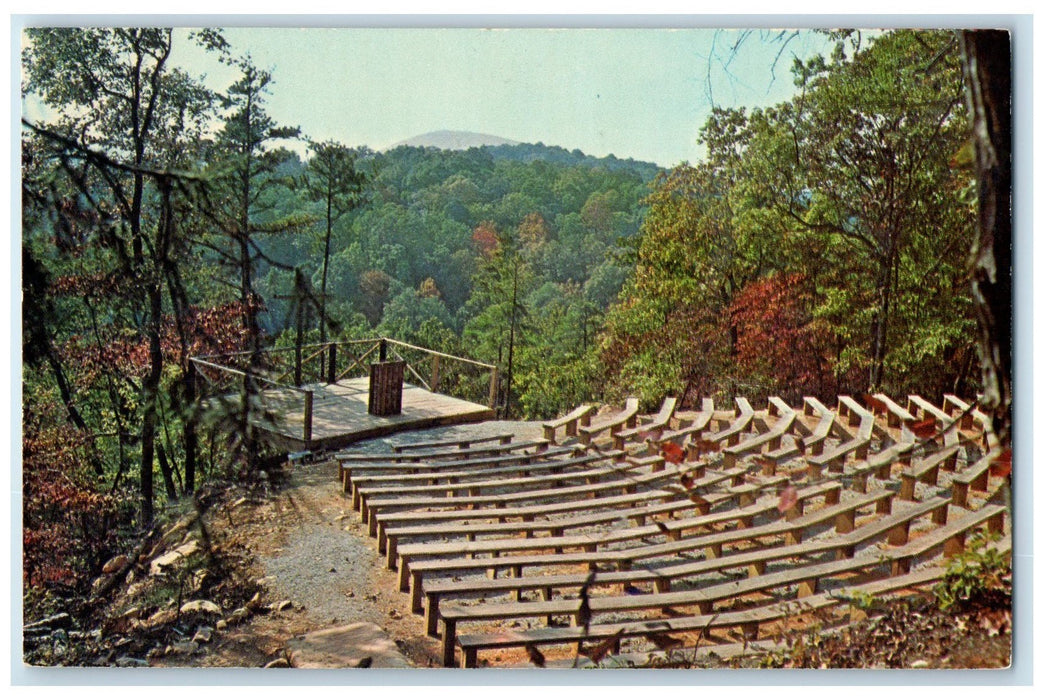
left=190, top=337, right=500, bottom=443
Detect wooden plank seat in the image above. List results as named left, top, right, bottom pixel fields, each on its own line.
left=613, top=397, right=680, bottom=450
left=805, top=397, right=875, bottom=477
left=360, top=454, right=672, bottom=525
left=889, top=504, right=1006, bottom=575
left=406, top=484, right=881, bottom=615
left=381, top=465, right=754, bottom=565
left=579, top=398, right=641, bottom=446
left=418, top=481, right=848, bottom=633
left=653, top=399, right=715, bottom=447
left=951, top=453, right=999, bottom=508
left=542, top=405, right=595, bottom=445
left=451, top=560, right=973, bottom=668
left=796, top=397, right=837, bottom=456
left=942, top=394, right=994, bottom=448
left=684, top=398, right=755, bottom=460
left=899, top=445, right=961, bottom=501
left=371, top=461, right=729, bottom=546
left=722, top=398, right=797, bottom=468
left=355, top=457, right=657, bottom=518
left=442, top=495, right=968, bottom=666
left=844, top=438, right=917, bottom=493
left=907, top=395, right=964, bottom=446
left=346, top=445, right=583, bottom=493
left=869, top=393, right=917, bottom=443
left=336, top=438, right=551, bottom=464
left=340, top=444, right=580, bottom=494
left=396, top=470, right=794, bottom=594
left=413, top=482, right=839, bottom=618
left=392, top=433, right=514, bottom=453
left=395, top=471, right=814, bottom=584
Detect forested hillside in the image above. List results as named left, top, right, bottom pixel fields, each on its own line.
left=21, top=27, right=1000, bottom=625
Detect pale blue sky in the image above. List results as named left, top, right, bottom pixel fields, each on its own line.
left=172, top=27, right=835, bottom=167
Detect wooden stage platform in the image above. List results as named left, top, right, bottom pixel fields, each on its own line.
left=260, top=377, right=496, bottom=452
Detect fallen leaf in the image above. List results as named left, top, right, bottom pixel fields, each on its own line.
left=661, top=442, right=685, bottom=464
left=989, top=449, right=1012, bottom=478
left=585, top=629, right=625, bottom=663
left=777, top=484, right=799, bottom=514
left=525, top=644, right=546, bottom=667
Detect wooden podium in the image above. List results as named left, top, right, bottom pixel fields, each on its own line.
left=368, top=360, right=405, bottom=416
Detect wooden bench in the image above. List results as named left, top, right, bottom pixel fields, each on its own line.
left=951, top=452, right=998, bottom=508
left=347, top=445, right=581, bottom=493
left=452, top=562, right=969, bottom=667
left=354, top=455, right=653, bottom=511
left=907, top=395, right=963, bottom=446
left=372, top=461, right=711, bottom=546
left=889, top=504, right=1006, bottom=575
left=340, top=443, right=575, bottom=494
left=805, top=397, right=874, bottom=477
left=361, top=455, right=671, bottom=531
left=392, top=433, right=514, bottom=453
left=418, top=481, right=844, bottom=631
left=685, top=398, right=755, bottom=459
left=942, top=394, right=995, bottom=448
left=398, top=472, right=798, bottom=601
left=723, top=398, right=797, bottom=468
left=413, top=484, right=875, bottom=621
left=579, top=398, right=641, bottom=446
left=654, top=399, right=715, bottom=446
left=382, top=465, right=751, bottom=567
left=899, top=445, right=961, bottom=501
left=337, top=437, right=550, bottom=464
left=613, top=397, right=679, bottom=450
left=441, top=495, right=958, bottom=666
left=394, top=472, right=798, bottom=576
left=423, top=486, right=888, bottom=638
left=846, top=438, right=917, bottom=493
left=542, top=405, right=594, bottom=445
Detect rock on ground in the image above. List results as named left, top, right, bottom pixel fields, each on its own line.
left=286, top=622, right=410, bottom=668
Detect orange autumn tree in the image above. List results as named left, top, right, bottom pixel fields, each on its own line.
left=728, top=273, right=836, bottom=403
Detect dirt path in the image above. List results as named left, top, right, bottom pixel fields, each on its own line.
left=194, top=421, right=543, bottom=668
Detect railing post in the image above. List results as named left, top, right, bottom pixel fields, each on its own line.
left=379, top=338, right=387, bottom=362
left=327, top=343, right=337, bottom=385
left=488, top=367, right=499, bottom=409
left=431, top=354, right=441, bottom=393
left=303, top=390, right=313, bottom=443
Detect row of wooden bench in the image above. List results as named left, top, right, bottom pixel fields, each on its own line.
left=333, top=394, right=1007, bottom=668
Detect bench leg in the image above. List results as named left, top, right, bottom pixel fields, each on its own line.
left=441, top=620, right=456, bottom=667
left=385, top=538, right=397, bottom=570
left=835, top=510, right=855, bottom=534
left=463, top=648, right=478, bottom=669
left=398, top=558, right=411, bottom=592
left=411, top=573, right=424, bottom=613
left=900, top=475, right=916, bottom=501
left=798, top=578, right=818, bottom=597
left=952, top=482, right=969, bottom=509
left=425, top=594, right=440, bottom=636
left=747, top=561, right=766, bottom=577
left=888, top=522, right=911, bottom=546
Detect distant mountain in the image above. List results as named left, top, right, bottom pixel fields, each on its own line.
left=385, top=131, right=663, bottom=181
left=387, top=130, right=521, bottom=151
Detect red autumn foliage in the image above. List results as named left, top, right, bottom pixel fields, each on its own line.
left=471, top=222, right=500, bottom=259
left=22, top=403, right=126, bottom=592
left=729, top=273, right=835, bottom=400
left=59, top=301, right=252, bottom=382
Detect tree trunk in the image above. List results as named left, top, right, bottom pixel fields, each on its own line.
left=960, top=30, right=1012, bottom=448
